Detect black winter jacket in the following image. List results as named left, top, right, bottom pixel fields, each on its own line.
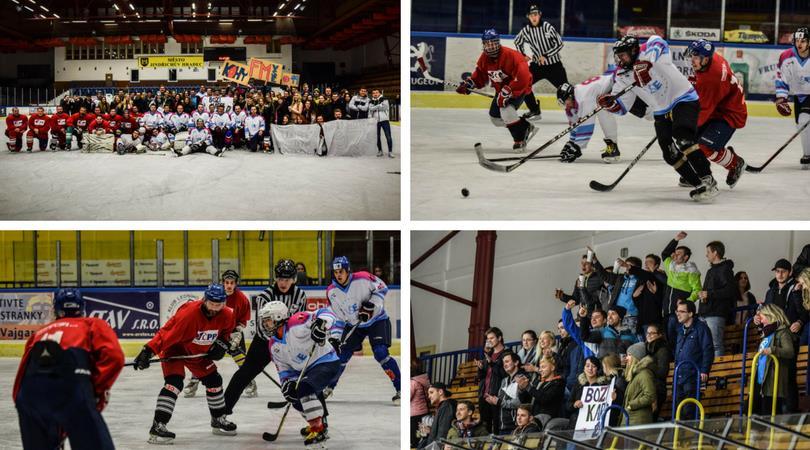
left=700, top=259, right=736, bottom=318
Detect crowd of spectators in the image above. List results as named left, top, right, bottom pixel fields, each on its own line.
left=412, top=234, right=810, bottom=447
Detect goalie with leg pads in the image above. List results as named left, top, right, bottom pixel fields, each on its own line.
left=178, top=119, right=222, bottom=157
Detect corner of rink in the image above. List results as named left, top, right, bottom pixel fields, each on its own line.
left=0, top=354, right=400, bottom=450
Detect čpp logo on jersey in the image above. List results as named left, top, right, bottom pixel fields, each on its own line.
left=192, top=330, right=220, bottom=345
left=487, top=69, right=509, bottom=83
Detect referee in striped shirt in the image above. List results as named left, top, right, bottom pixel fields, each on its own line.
left=514, top=4, right=569, bottom=119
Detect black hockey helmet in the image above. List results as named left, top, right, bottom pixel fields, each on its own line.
left=613, top=35, right=640, bottom=70
left=794, top=26, right=810, bottom=50
left=221, top=269, right=239, bottom=282
left=274, top=258, right=297, bottom=279
left=527, top=4, right=541, bottom=16
left=556, top=83, right=575, bottom=106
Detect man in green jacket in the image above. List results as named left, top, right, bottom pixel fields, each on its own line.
left=661, top=231, right=702, bottom=346
left=444, top=401, right=488, bottom=447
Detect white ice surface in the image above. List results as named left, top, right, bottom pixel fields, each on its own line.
left=0, top=356, right=400, bottom=449
left=412, top=108, right=810, bottom=220
left=0, top=126, right=400, bottom=220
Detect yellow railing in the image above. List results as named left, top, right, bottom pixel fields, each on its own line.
left=746, top=350, right=779, bottom=447
left=673, top=397, right=705, bottom=449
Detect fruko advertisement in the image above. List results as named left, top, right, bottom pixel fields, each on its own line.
left=0, top=292, right=54, bottom=340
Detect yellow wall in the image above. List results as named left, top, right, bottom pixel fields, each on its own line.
left=0, top=231, right=331, bottom=285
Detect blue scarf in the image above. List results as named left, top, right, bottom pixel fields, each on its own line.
left=756, top=334, right=774, bottom=384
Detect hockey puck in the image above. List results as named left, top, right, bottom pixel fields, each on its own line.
left=461, top=188, right=469, bottom=197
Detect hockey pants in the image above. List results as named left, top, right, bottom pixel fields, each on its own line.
left=653, top=100, right=711, bottom=186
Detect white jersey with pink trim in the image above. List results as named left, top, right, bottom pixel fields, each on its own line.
left=775, top=47, right=810, bottom=100
left=326, top=271, right=389, bottom=329
left=140, top=111, right=164, bottom=128
left=566, top=74, right=617, bottom=149
left=269, top=308, right=340, bottom=383
left=211, top=112, right=233, bottom=128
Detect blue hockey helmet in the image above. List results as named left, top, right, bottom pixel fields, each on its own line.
left=204, top=283, right=227, bottom=302
left=332, top=256, right=351, bottom=272
left=54, top=288, right=84, bottom=317
left=687, top=39, right=714, bottom=59
left=482, top=28, right=501, bottom=58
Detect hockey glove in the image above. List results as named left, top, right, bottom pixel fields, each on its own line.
left=632, top=60, right=653, bottom=87
left=311, top=318, right=328, bottom=345
left=775, top=97, right=792, bottom=117
left=281, top=379, right=297, bottom=403
left=597, top=94, right=621, bottom=113
left=229, top=325, right=245, bottom=352
left=207, top=338, right=229, bottom=361
left=496, top=85, right=513, bottom=108
left=559, top=141, right=582, bottom=163
left=133, top=345, right=154, bottom=371
left=456, top=77, right=475, bottom=95
left=358, top=301, right=375, bottom=323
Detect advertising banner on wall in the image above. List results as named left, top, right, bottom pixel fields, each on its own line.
left=410, top=35, right=447, bottom=91
left=84, top=291, right=161, bottom=338
left=670, top=27, right=721, bottom=42
left=0, top=292, right=53, bottom=340
left=138, top=55, right=204, bottom=68
left=81, top=259, right=132, bottom=286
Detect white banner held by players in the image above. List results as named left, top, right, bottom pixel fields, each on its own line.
left=271, top=124, right=321, bottom=155
left=322, top=119, right=378, bottom=156
left=574, top=377, right=616, bottom=432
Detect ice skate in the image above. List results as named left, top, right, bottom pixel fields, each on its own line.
left=322, top=387, right=334, bottom=399
left=601, top=139, right=620, bottom=163
left=520, top=109, right=542, bottom=122
left=183, top=378, right=200, bottom=398
left=392, top=391, right=401, bottom=405
left=211, top=415, right=237, bottom=436
left=801, top=155, right=810, bottom=170
left=243, top=380, right=258, bottom=398
left=726, top=153, right=746, bottom=188
left=304, top=429, right=329, bottom=449
left=147, top=421, right=175, bottom=445
left=689, top=175, right=719, bottom=202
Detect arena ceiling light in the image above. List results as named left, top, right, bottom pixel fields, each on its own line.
left=128, top=3, right=135, bottom=11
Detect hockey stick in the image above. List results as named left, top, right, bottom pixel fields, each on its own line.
left=488, top=153, right=561, bottom=163
left=589, top=136, right=658, bottom=192
left=474, top=83, right=637, bottom=173
left=228, top=348, right=288, bottom=409
left=415, top=56, right=494, bottom=99
left=124, top=352, right=207, bottom=367
left=745, top=118, right=810, bottom=173
left=262, top=342, right=318, bottom=442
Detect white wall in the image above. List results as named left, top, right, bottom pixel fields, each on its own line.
left=53, top=37, right=292, bottom=83
left=412, top=230, right=810, bottom=354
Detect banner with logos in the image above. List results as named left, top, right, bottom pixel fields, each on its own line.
left=410, top=36, right=447, bottom=91
left=220, top=59, right=252, bottom=86
left=84, top=291, right=160, bottom=338
left=0, top=292, right=53, bottom=340
left=138, top=55, right=204, bottom=68
left=670, top=27, right=721, bottom=42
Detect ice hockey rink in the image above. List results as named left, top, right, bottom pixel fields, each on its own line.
left=0, top=124, right=400, bottom=221
left=412, top=95, right=809, bottom=220
left=0, top=355, right=400, bottom=450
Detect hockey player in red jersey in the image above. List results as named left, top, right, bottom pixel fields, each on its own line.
left=456, top=28, right=538, bottom=152
left=67, top=106, right=95, bottom=150
left=88, top=115, right=112, bottom=135
left=184, top=270, right=254, bottom=398
left=119, top=109, right=139, bottom=136
left=688, top=39, right=748, bottom=188
left=105, top=107, right=124, bottom=136
left=5, top=107, right=28, bottom=152
left=13, top=289, right=124, bottom=450
left=50, top=105, right=70, bottom=150
left=26, top=106, right=51, bottom=152
left=133, top=283, right=237, bottom=444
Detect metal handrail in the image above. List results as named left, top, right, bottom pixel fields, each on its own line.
left=746, top=350, right=780, bottom=447
left=673, top=397, right=704, bottom=449
left=671, top=360, right=701, bottom=419
left=738, top=316, right=756, bottom=416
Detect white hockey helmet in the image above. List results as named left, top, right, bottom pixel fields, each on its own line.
left=259, top=301, right=289, bottom=334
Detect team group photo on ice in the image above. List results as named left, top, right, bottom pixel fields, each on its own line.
left=411, top=2, right=810, bottom=220
left=0, top=230, right=402, bottom=450
left=0, top=0, right=401, bottom=220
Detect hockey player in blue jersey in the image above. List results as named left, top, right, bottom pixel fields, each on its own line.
left=323, top=256, right=401, bottom=405
left=599, top=35, right=718, bottom=202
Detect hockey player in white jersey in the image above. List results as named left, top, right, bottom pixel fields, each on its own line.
left=192, top=104, right=210, bottom=129
left=165, top=104, right=190, bottom=134
left=140, top=104, right=164, bottom=143
left=556, top=75, right=621, bottom=163
left=210, top=104, right=233, bottom=150
left=176, top=119, right=222, bottom=157
left=147, top=127, right=173, bottom=151
left=598, top=35, right=717, bottom=201
left=775, top=26, right=810, bottom=169
left=244, top=106, right=266, bottom=152
left=116, top=129, right=145, bottom=155
left=260, top=301, right=341, bottom=448
left=230, top=104, right=247, bottom=149
left=323, top=256, right=401, bottom=405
